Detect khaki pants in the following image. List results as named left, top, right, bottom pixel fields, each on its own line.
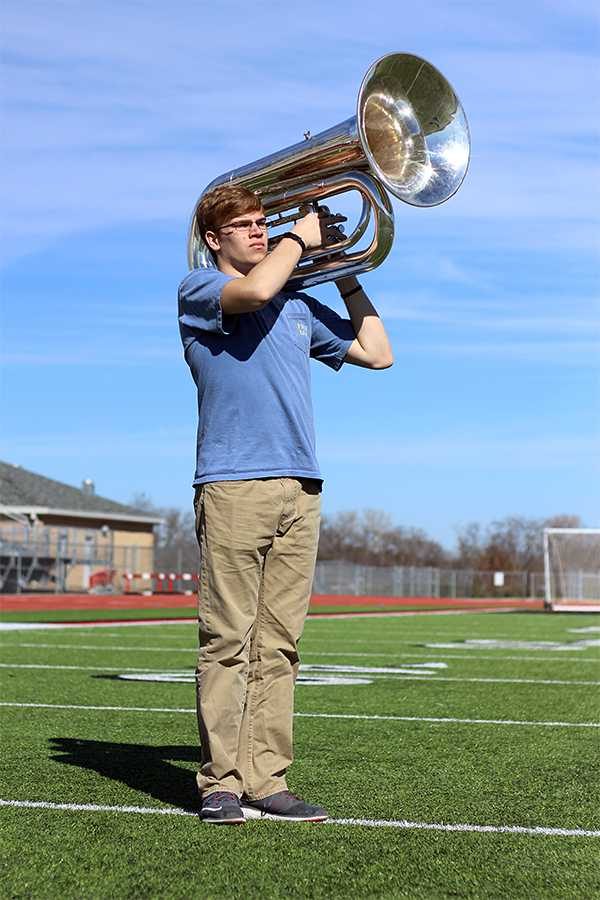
left=193, top=477, right=321, bottom=799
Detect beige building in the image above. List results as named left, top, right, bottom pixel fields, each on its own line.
left=0, top=461, right=162, bottom=592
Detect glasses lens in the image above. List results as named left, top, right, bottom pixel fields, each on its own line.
left=221, top=217, right=267, bottom=233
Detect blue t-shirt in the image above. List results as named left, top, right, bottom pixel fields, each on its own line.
left=178, top=268, right=355, bottom=486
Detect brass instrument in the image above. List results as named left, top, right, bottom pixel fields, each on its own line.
left=187, top=52, right=470, bottom=290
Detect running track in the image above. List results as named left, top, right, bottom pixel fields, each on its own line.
left=0, top=593, right=543, bottom=613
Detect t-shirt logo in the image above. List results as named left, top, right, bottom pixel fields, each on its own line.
left=296, top=321, right=308, bottom=338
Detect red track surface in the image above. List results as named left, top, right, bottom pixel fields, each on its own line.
left=0, top=592, right=543, bottom=612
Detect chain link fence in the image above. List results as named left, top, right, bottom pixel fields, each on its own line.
left=2, top=535, right=546, bottom=598
left=313, top=560, right=545, bottom=598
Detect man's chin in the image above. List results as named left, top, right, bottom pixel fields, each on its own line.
left=249, top=248, right=268, bottom=264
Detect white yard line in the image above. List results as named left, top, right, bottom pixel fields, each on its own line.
left=5, top=641, right=598, bottom=665
left=7, top=642, right=194, bottom=653
left=309, top=609, right=522, bottom=619
left=0, top=701, right=193, bottom=713
left=302, top=652, right=599, bottom=664
left=1, top=702, right=598, bottom=729
left=295, top=712, right=600, bottom=728
left=0, top=663, right=185, bottom=673
left=0, top=799, right=598, bottom=838
left=0, top=620, right=194, bottom=631
left=0, top=661, right=596, bottom=686
left=395, top=675, right=599, bottom=686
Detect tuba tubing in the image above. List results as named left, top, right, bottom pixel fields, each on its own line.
left=187, top=53, right=470, bottom=289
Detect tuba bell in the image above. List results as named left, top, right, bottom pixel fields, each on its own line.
left=187, top=52, right=470, bottom=290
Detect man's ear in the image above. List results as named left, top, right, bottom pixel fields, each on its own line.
left=204, top=230, right=221, bottom=252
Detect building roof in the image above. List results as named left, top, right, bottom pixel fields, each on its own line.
left=0, top=461, right=162, bottom=524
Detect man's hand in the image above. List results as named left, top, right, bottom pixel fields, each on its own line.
left=292, top=212, right=323, bottom=251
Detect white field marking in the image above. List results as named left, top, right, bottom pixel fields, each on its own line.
left=376, top=675, right=600, bottom=686
left=4, top=627, right=525, bottom=645
left=0, top=663, right=186, bottom=673
left=11, top=638, right=590, bottom=656
left=75, top=632, right=196, bottom=640
left=294, top=712, right=600, bottom=729
left=0, top=623, right=69, bottom=631
left=426, top=639, right=600, bottom=652
left=301, top=663, right=448, bottom=674
left=1, top=702, right=599, bottom=729
left=113, top=663, right=447, bottom=687
left=308, top=609, right=522, bottom=619
left=116, top=672, right=374, bottom=687
left=0, top=701, right=193, bottom=714
left=4, top=641, right=598, bottom=668
left=304, top=636, right=547, bottom=645
left=301, top=651, right=600, bottom=664
left=304, top=634, right=598, bottom=645
left=9, top=642, right=195, bottom=653
left=0, top=661, right=596, bottom=686
left=297, top=676, right=372, bottom=686
left=569, top=627, right=600, bottom=634
left=299, top=672, right=600, bottom=686
left=0, top=661, right=435, bottom=676
left=0, top=620, right=195, bottom=631
left=0, top=799, right=599, bottom=838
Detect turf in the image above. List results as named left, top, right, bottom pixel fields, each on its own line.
left=1, top=611, right=599, bottom=898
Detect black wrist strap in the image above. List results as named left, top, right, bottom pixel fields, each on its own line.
left=341, top=285, right=362, bottom=300
left=281, top=232, right=306, bottom=253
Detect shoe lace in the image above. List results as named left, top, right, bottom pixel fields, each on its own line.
left=205, top=791, right=238, bottom=804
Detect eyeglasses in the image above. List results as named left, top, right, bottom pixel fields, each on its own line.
left=218, top=217, right=268, bottom=234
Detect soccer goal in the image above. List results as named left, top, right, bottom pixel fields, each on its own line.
left=543, top=528, right=600, bottom=612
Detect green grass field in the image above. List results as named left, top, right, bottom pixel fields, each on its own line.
left=1, top=610, right=599, bottom=898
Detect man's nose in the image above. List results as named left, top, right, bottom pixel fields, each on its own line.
left=249, top=220, right=263, bottom=236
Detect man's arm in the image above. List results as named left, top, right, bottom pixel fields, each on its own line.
left=335, top=276, right=393, bottom=369
left=220, top=214, right=322, bottom=314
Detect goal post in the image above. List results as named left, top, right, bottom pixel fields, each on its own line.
left=543, top=528, right=600, bottom=612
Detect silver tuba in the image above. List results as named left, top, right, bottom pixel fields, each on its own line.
left=187, top=52, right=470, bottom=290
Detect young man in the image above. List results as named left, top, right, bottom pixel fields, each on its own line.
left=178, top=184, right=392, bottom=824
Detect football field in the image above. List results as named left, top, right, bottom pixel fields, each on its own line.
left=1, top=610, right=599, bottom=898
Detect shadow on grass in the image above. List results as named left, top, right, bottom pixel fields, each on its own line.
left=49, top=738, right=200, bottom=813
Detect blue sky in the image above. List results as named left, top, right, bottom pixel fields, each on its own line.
left=1, top=0, right=599, bottom=548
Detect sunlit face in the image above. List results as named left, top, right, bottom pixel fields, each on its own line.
left=205, top=210, right=268, bottom=274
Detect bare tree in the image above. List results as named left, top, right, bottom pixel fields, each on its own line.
left=454, top=514, right=583, bottom=572
left=130, top=493, right=198, bottom=572
left=318, top=509, right=447, bottom=567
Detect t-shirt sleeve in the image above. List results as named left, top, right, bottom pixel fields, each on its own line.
left=178, top=268, right=237, bottom=335
left=302, top=294, right=356, bottom=371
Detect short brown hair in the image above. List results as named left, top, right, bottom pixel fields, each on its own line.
left=196, top=184, right=263, bottom=245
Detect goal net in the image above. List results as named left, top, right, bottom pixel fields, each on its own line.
left=544, top=528, right=600, bottom=612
